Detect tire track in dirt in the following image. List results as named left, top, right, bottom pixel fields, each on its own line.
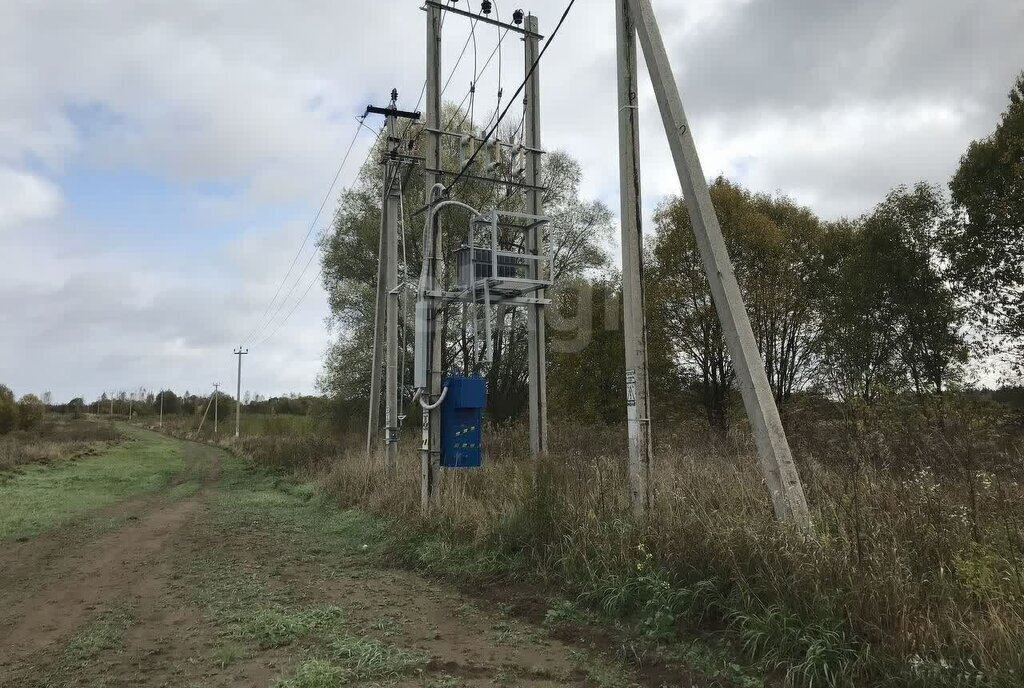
left=0, top=433, right=223, bottom=684
left=0, top=497, right=200, bottom=657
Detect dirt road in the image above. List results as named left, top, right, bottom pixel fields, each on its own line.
left=0, top=430, right=641, bottom=688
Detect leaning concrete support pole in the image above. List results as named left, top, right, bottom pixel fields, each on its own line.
left=367, top=201, right=388, bottom=456
left=626, top=0, right=811, bottom=531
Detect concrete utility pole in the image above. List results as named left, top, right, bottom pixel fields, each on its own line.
left=524, top=13, right=548, bottom=459
left=421, top=0, right=444, bottom=510
left=616, top=0, right=653, bottom=517
left=366, top=96, right=419, bottom=467
left=384, top=108, right=402, bottom=471
left=625, top=0, right=811, bottom=530
left=212, top=382, right=220, bottom=434
left=233, top=347, right=248, bottom=438
left=367, top=186, right=388, bottom=456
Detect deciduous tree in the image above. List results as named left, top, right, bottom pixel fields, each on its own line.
left=947, top=72, right=1024, bottom=370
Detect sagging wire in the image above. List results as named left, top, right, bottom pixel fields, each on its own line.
left=446, top=0, right=578, bottom=195
left=252, top=124, right=387, bottom=349
left=447, top=28, right=512, bottom=131
left=242, top=114, right=370, bottom=346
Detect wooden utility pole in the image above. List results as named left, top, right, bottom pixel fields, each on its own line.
left=524, top=13, right=548, bottom=459
left=616, top=0, right=653, bottom=517
left=421, top=0, right=444, bottom=510
left=625, top=0, right=811, bottom=530
left=234, top=347, right=248, bottom=438
left=159, top=390, right=164, bottom=428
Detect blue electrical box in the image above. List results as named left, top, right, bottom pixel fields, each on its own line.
left=440, top=375, right=486, bottom=468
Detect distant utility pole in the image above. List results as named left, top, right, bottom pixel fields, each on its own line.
left=128, top=392, right=133, bottom=420
left=212, top=383, right=221, bottom=434
left=159, top=390, right=164, bottom=428
left=616, top=0, right=653, bottom=517
left=623, top=0, right=811, bottom=531
left=196, top=386, right=216, bottom=436
left=234, top=348, right=248, bottom=438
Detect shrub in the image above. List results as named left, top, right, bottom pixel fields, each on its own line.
left=0, top=385, right=17, bottom=435
left=17, top=393, right=46, bottom=429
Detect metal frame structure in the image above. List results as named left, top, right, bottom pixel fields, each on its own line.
left=411, top=4, right=550, bottom=510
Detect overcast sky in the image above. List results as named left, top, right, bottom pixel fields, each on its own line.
left=1, top=0, right=1022, bottom=402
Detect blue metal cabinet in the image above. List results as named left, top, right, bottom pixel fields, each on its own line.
left=440, top=375, right=486, bottom=468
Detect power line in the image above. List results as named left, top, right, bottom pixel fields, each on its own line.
left=445, top=0, right=577, bottom=195
left=447, top=28, right=510, bottom=131
left=252, top=125, right=389, bottom=348
left=440, top=18, right=478, bottom=97
left=241, top=117, right=368, bottom=345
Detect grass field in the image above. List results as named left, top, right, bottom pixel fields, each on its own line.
left=0, top=426, right=184, bottom=540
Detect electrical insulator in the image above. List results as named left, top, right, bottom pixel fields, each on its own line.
left=513, top=9, right=524, bottom=25
left=460, top=135, right=474, bottom=168
left=481, top=1, right=492, bottom=16
left=487, top=138, right=502, bottom=175
left=513, top=145, right=526, bottom=179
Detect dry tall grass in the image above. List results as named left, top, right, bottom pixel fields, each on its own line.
left=0, top=416, right=121, bottom=471
left=181, top=400, right=1024, bottom=687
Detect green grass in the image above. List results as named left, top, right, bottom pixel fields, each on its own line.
left=172, top=456, right=428, bottom=688
left=62, top=605, right=135, bottom=664
left=273, top=636, right=427, bottom=688
left=229, top=606, right=347, bottom=649
left=0, top=429, right=185, bottom=540
left=207, top=456, right=385, bottom=561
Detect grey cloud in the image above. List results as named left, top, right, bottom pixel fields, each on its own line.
left=675, top=0, right=1024, bottom=115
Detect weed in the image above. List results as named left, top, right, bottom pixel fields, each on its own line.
left=544, top=599, right=599, bottom=629
left=210, top=641, right=247, bottom=668
left=274, top=659, right=347, bottom=688
left=424, top=674, right=460, bottom=688
left=230, top=606, right=346, bottom=649
left=326, top=634, right=427, bottom=678
left=63, top=605, right=135, bottom=664
left=571, top=649, right=636, bottom=688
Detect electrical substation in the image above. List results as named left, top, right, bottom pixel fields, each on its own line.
left=364, top=0, right=813, bottom=531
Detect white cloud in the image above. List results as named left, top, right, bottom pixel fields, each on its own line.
left=0, top=167, right=63, bottom=231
